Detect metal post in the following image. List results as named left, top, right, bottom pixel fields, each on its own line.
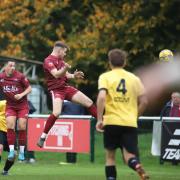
left=90, top=117, right=96, bottom=162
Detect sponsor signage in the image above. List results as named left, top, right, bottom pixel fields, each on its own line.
left=161, top=120, right=180, bottom=162
left=27, top=118, right=90, bottom=153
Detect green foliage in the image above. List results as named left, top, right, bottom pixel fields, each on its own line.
left=0, top=0, right=179, bottom=98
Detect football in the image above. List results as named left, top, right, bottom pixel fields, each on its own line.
left=159, top=49, right=173, bottom=62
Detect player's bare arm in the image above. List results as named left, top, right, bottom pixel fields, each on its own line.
left=138, top=94, right=148, bottom=117
left=96, top=90, right=106, bottom=132
left=14, top=86, right=32, bottom=100
left=50, top=63, right=71, bottom=79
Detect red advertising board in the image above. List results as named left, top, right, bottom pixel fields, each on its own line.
left=27, top=118, right=90, bottom=153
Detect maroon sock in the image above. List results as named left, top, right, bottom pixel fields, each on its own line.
left=87, top=104, right=97, bottom=118
left=18, top=130, right=26, bottom=146
left=7, top=129, right=16, bottom=145
left=44, top=114, right=57, bottom=134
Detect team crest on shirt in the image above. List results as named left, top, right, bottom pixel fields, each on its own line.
left=3, top=85, right=18, bottom=92
left=48, top=62, right=53, bottom=67
left=24, top=78, right=28, bottom=82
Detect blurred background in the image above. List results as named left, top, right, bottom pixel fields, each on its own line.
left=0, top=0, right=180, bottom=115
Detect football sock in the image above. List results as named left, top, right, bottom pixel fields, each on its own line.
left=18, top=130, right=26, bottom=146
left=3, top=159, right=15, bottom=172
left=87, top=104, right=97, bottom=118
left=9, top=145, right=14, bottom=152
left=7, top=129, right=16, bottom=147
left=19, top=146, right=25, bottom=153
left=41, top=132, right=47, bottom=139
left=105, top=165, right=117, bottom=180
left=128, top=157, right=140, bottom=171
left=43, top=114, right=57, bottom=134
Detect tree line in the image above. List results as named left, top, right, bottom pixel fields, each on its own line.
left=0, top=0, right=179, bottom=99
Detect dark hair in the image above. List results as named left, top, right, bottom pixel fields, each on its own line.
left=54, top=41, right=70, bottom=50
left=108, top=49, right=127, bottom=67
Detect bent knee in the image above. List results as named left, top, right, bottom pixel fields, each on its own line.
left=6, top=122, right=15, bottom=129
left=18, top=122, right=27, bottom=130
left=18, top=125, right=26, bottom=130
left=53, top=111, right=61, bottom=117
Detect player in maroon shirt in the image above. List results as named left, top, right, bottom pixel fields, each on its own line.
left=37, top=41, right=97, bottom=148
left=0, top=61, right=32, bottom=162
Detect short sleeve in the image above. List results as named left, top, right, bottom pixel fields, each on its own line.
left=98, top=74, right=108, bottom=91
left=21, top=75, right=30, bottom=88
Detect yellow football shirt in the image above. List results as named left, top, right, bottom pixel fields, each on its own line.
left=0, top=100, right=7, bottom=132
left=98, top=68, right=145, bottom=127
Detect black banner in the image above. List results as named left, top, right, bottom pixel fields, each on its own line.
left=160, top=120, right=180, bottom=163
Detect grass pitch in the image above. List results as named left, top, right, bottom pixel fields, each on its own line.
left=0, top=133, right=180, bottom=180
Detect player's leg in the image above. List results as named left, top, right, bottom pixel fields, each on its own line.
left=0, top=144, right=3, bottom=162
left=1, top=134, right=15, bottom=176
left=71, top=91, right=97, bottom=118
left=123, top=148, right=149, bottom=180
left=37, top=93, right=63, bottom=148
left=103, top=125, right=118, bottom=180
left=43, top=97, right=63, bottom=134
left=6, top=114, right=16, bottom=161
left=18, top=116, right=27, bottom=161
left=122, top=127, right=149, bottom=180
left=105, top=149, right=117, bottom=180
left=26, top=151, right=36, bottom=163
left=0, top=131, right=5, bottom=162
left=2, top=154, right=16, bottom=176
left=0, top=131, right=8, bottom=163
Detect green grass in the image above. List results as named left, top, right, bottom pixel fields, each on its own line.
left=0, top=133, right=180, bottom=179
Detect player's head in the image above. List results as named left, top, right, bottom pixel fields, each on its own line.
left=108, top=49, right=127, bottom=68
left=159, top=49, right=173, bottom=62
left=171, top=92, right=180, bottom=106
left=5, top=61, right=16, bottom=76
left=53, top=41, right=70, bottom=58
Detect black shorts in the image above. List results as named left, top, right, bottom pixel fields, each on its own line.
left=103, top=125, right=138, bottom=155
left=0, top=130, right=9, bottom=152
